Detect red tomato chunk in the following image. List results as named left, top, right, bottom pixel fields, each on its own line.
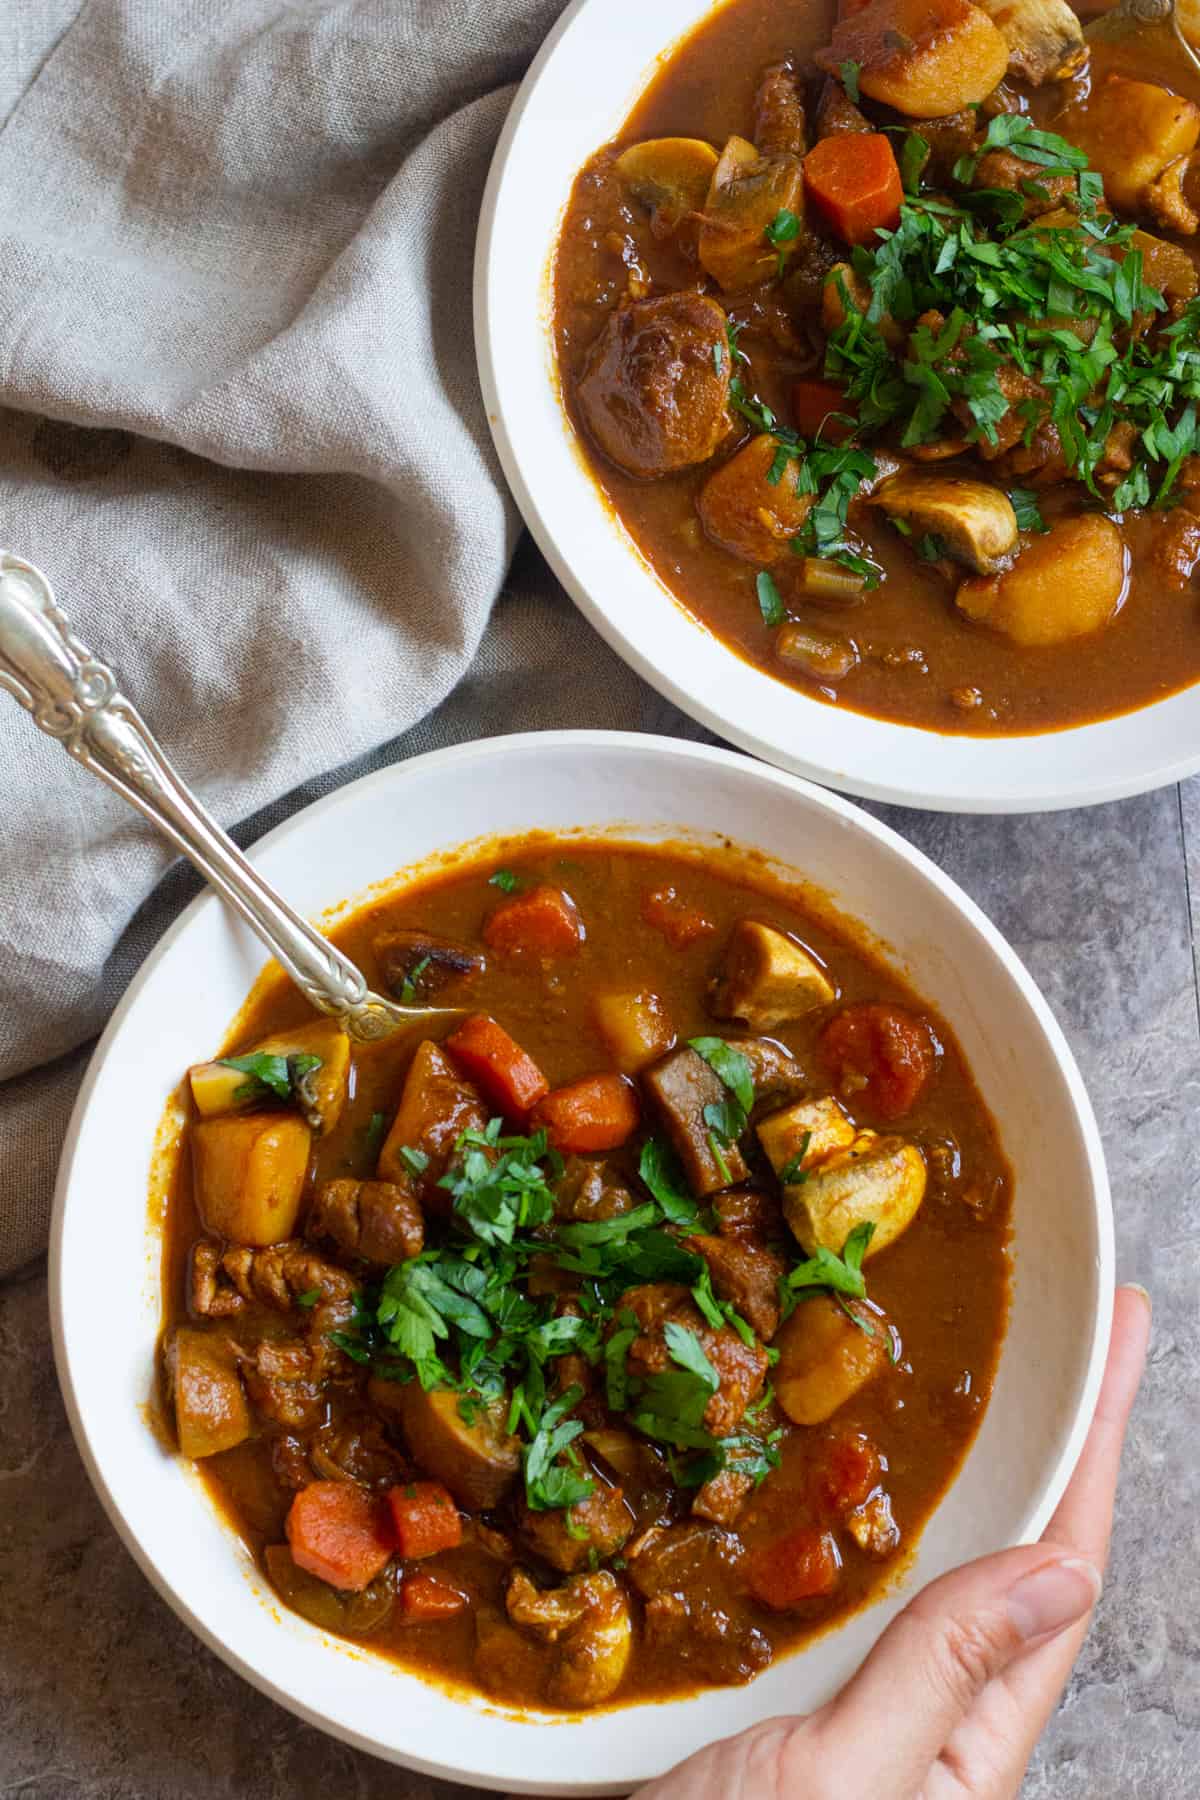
left=820, top=1002, right=936, bottom=1119
left=747, top=1527, right=842, bottom=1610
left=399, top=1571, right=469, bottom=1622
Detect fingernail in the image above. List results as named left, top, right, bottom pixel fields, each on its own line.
left=1123, top=1282, right=1153, bottom=1317
left=1006, top=1558, right=1102, bottom=1641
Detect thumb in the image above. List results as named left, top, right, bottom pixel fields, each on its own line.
left=809, top=1545, right=1101, bottom=1795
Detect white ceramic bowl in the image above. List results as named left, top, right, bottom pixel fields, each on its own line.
left=51, top=732, right=1113, bottom=1793
left=475, top=0, right=1200, bottom=812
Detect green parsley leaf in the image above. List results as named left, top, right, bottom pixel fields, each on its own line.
left=524, top=1385, right=594, bottom=1512
left=399, top=954, right=431, bottom=1005
left=764, top=207, right=801, bottom=277
left=778, top=1131, right=813, bottom=1186
left=898, top=132, right=929, bottom=196
left=785, top=1222, right=876, bottom=1301
left=839, top=59, right=862, bottom=105
left=295, top=1288, right=320, bottom=1310
left=689, top=1037, right=754, bottom=1115
left=396, top=1144, right=430, bottom=1177
left=638, top=1137, right=700, bottom=1229
left=757, top=569, right=787, bottom=628
left=218, top=1050, right=322, bottom=1104
left=488, top=869, right=520, bottom=893
left=1009, top=487, right=1048, bottom=533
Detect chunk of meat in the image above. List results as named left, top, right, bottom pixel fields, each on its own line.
left=1062, top=74, right=1200, bottom=216
left=372, top=1380, right=521, bottom=1511
left=873, top=471, right=1018, bottom=574
left=754, top=61, right=807, bottom=158
left=271, top=1434, right=314, bottom=1492
left=507, top=1570, right=634, bottom=1708
left=212, top=1240, right=356, bottom=1314
left=710, top=920, right=835, bottom=1030
left=376, top=1039, right=487, bottom=1203
left=308, top=1178, right=424, bottom=1266
left=815, top=77, right=871, bottom=139
left=591, top=990, right=676, bottom=1072
left=730, top=1037, right=809, bottom=1111
left=1154, top=505, right=1200, bottom=592
left=517, top=1477, right=634, bottom=1575
left=642, top=1046, right=749, bottom=1194
left=191, top=1113, right=312, bottom=1247
left=699, top=137, right=806, bottom=291
left=821, top=1002, right=936, bottom=1119
left=714, top=1187, right=785, bottom=1244
left=684, top=1233, right=786, bottom=1341
left=311, top=1413, right=409, bottom=1490
left=815, top=0, right=1009, bottom=119
left=697, top=435, right=816, bottom=565
left=375, top=927, right=485, bottom=1000
left=957, top=514, right=1129, bottom=646
left=621, top=1284, right=769, bottom=1435
left=775, top=1296, right=891, bottom=1425
left=643, top=1591, right=773, bottom=1685
left=167, top=1326, right=252, bottom=1458
left=554, top=1156, right=636, bottom=1223
left=189, top=1240, right=245, bottom=1318
left=973, top=150, right=1075, bottom=218
left=747, top=1527, right=842, bottom=1609
left=241, top=1338, right=331, bottom=1432
left=757, top=1095, right=858, bottom=1181
left=973, top=0, right=1084, bottom=83
left=577, top=292, right=734, bottom=479
left=1147, top=154, right=1200, bottom=238
left=783, top=1129, right=927, bottom=1259
left=847, top=1489, right=902, bottom=1557
left=692, top=1466, right=755, bottom=1527
left=917, top=108, right=979, bottom=183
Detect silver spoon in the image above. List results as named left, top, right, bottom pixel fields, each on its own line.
left=0, top=551, right=459, bottom=1042
left=1085, top=0, right=1200, bottom=79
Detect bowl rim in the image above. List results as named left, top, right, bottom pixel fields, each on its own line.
left=473, top=0, right=1200, bottom=814
left=48, top=728, right=1115, bottom=1788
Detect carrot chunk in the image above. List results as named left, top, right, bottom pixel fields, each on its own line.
left=641, top=885, right=715, bottom=949
left=285, top=1481, right=394, bottom=1593
left=531, top=1074, right=641, bottom=1154
left=791, top=378, right=855, bottom=444
left=820, top=1002, right=936, bottom=1120
left=387, top=1480, right=464, bottom=1560
left=399, top=1570, right=470, bottom=1622
left=483, top=885, right=584, bottom=957
left=812, top=1431, right=882, bottom=1517
left=803, top=133, right=903, bottom=247
left=445, top=1014, right=549, bottom=1122
left=747, top=1527, right=842, bottom=1610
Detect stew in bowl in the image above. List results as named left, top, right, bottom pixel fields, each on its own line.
left=553, top=0, right=1200, bottom=736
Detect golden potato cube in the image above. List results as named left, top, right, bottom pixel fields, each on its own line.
left=168, top=1326, right=251, bottom=1458
left=592, top=991, right=676, bottom=1073
left=247, top=1018, right=351, bottom=1132
left=784, top=1130, right=926, bottom=1259
left=956, top=515, right=1128, bottom=648
left=757, top=1096, right=857, bottom=1179
left=774, top=1294, right=890, bottom=1425
left=192, top=1113, right=312, bottom=1246
left=188, top=1060, right=256, bottom=1118
left=816, top=0, right=1009, bottom=120
left=1064, top=74, right=1200, bottom=214
left=697, top=437, right=816, bottom=565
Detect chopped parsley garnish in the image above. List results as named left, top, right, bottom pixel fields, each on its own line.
left=839, top=59, right=862, bottom=105
left=764, top=207, right=802, bottom=277
left=757, top=569, right=787, bottom=627
left=295, top=1288, right=320, bottom=1310
left=399, top=954, right=431, bottom=1005
left=778, top=1130, right=813, bottom=1186
left=488, top=869, right=520, bottom=894
left=219, top=1050, right=322, bottom=1105
left=638, top=1136, right=701, bottom=1229
left=396, top=1144, right=430, bottom=1178
left=1009, top=487, right=1048, bottom=534
left=782, top=1222, right=876, bottom=1316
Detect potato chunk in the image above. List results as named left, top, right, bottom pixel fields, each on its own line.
left=697, top=436, right=815, bottom=565
left=783, top=1130, right=927, bottom=1258
left=874, top=471, right=1018, bottom=574
left=592, top=990, right=676, bottom=1072
left=710, top=920, right=835, bottom=1030
left=168, top=1326, right=252, bottom=1458
left=973, top=0, right=1084, bottom=84
left=616, top=137, right=719, bottom=235
left=773, top=1295, right=890, bottom=1426
left=815, top=0, right=1009, bottom=120
left=189, top=1018, right=350, bottom=1134
left=1063, top=75, right=1200, bottom=215
left=956, top=515, right=1129, bottom=647
left=699, top=136, right=805, bottom=292
left=375, top=1381, right=520, bottom=1510
left=192, top=1113, right=312, bottom=1246
left=757, top=1095, right=857, bottom=1179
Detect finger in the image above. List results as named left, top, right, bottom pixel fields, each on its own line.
left=808, top=1544, right=1100, bottom=1796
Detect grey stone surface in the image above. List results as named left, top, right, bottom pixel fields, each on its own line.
left=2, top=757, right=1198, bottom=1798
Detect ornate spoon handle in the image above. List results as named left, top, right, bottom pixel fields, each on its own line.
left=1086, top=0, right=1200, bottom=75
left=0, top=551, right=440, bottom=1043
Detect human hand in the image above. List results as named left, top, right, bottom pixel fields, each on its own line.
left=633, top=1285, right=1150, bottom=1800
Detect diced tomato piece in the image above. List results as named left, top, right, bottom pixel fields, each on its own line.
left=399, top=1570, right=469, bottom=1622
left=387, top=1481, right=464, bottom=1559
left=641, top=885, right=715, bottom=949
left=483, top=885, right=584, bottom=957
left=820, top=1003, right=936, bottom=1120
left=531, top=1073, right=640, bottom=1153
left=813, top=1431, right=882, bottom=1517
left=285, top=1480, right=394, bottom=1593
left=791, top=378, right=855, bottom=444
left=747, top=1527, right=842, bottom=1611
left=445, top=1014, right=549, bottom=1122
left=803, top=134, right=904, bottom=247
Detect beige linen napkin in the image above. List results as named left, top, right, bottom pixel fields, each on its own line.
left=0, top=0, right=707, bottom=1275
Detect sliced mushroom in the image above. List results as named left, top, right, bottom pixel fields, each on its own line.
left=699, top=136, right=805, bottom=292
left=375, top=927, right=485, bottom=1000
left=972, top=0, right=1085, bottom=84
left=710, top=921, right=835, bottom=1032
left=873, top=471, right=1018, bottom=575
left=782, top=1130, right=927, bottom=1259
left=616, top=137, right=719, bottom=235
left=757, top=1095, right=857, bottom=1180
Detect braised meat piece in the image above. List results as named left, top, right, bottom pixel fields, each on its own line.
left=684, top=1232, right=787, bottom=1341
left=692, top=1467, right=755, bottom=1528
left=377, top=1039, right=487, bottom=1206
left=713, top=1187, right=785, bottom=1244
left=517, top=1476, right=634, bottom=1574
left=308, top=1177, right=424, bottom=1265
left=754, top=61, right=807, bottom=157
left=192, top=1239, right=354, bottom=1318
left=241, top=1338, right=331, bottom=1432
left=553, top=1156, right=636, bottom=1222
left=619, top=1284, right=769, bottom=1435
left=576, top=293, right=734, bottom=479
left=642, top=1047, right=749, bottom=1194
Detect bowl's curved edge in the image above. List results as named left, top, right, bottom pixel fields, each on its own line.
left=472, top=0, right=1200, bottom=814
left=49, top=730, right=1115, bottom=1790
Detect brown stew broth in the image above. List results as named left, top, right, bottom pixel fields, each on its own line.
left=163, top=842, right=1011, bottom=1708
left=552, top=2, right=1200, bottom=735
